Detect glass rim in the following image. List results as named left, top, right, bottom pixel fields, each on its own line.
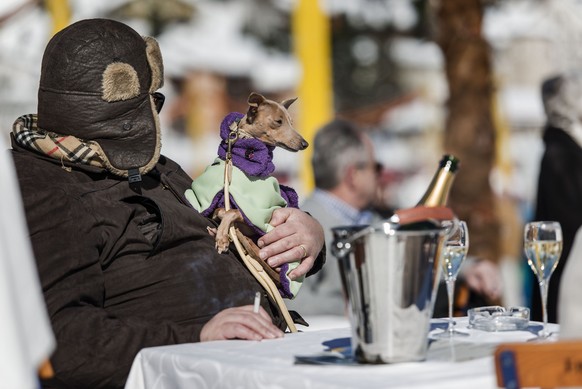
left=525, top=220, right=561, bottom=225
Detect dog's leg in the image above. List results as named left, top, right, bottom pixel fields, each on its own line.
left=235, top=229, right=282, bottom=289
left=212, top=208, right=244, bottom=253
left=210, top=208, right=282, bottom=287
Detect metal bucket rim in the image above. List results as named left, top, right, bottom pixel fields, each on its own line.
left=332, top=220, right=448, bottom=245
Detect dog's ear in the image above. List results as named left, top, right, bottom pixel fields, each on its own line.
left=246, top=92, right=265, bottom=124
left=248, top=92, right=265, bottom=106
left=282, top=97, right=298, bottom=109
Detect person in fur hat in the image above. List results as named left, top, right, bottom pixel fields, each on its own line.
left=531, top=71, right=582, bottom=324
left=9, top=18, right=324, bottom=388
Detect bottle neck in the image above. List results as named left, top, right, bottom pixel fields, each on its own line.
left=416, top=169, right=456, bottom=207
left=416, top=155, right=459, bottom=207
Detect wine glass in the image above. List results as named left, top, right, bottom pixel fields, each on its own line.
left=523, top=221, right=563, bottom=339
left=433, top=220, right=469, bottom=338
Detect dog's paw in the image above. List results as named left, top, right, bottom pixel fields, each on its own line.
left=207, top=226, right=217, bottom=237
left=215, top=236, right=230, bottom=254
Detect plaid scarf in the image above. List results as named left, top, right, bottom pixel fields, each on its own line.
left=12, top=114, right=105, bottom=169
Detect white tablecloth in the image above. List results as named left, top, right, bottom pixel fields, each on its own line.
left=125, top=317, right=559, bottom=389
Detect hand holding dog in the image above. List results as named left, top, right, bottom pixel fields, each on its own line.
left=257, top=208, right=325, bottom=280
left=200, top=305, right=284, bottom=341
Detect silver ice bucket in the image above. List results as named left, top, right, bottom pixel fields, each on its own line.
left=332, top=207, right=455, bottom=364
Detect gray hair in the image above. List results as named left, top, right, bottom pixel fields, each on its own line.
left=312, top=119, right=369, bottom=190
left=542, top=70, right=582, bottom=130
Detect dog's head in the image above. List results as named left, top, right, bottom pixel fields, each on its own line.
left=238, top=92, right=308, bottom=152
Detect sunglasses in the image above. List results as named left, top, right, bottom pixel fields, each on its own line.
left=152, top=92, right=165, bottom=113
left=356, top=161, right=383, bottom=175
left=374, top=162, right=383, bottom=175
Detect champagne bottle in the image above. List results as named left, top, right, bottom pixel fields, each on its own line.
left=416, top=154, right=459, bottom=207
left=391, top=155, right=459, bottom=226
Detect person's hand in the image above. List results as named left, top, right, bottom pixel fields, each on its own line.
left=257, top=208, right=324, bottom=280
left=200, top=305, right=284, bottom=341
left=461, top=259, right=503, bottom=301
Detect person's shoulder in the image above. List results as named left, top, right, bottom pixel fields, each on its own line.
left=544, top=126, right=581, bottom=150
left=299, top=193, right=324, bottom=213
left=157, top=154, right=182, bottom=171
left=10, top=147, right=123, bottom=208
left=541, top=128, right=582, bottom=168
left=156, top=155, right=192, bottom=177
left=299, top=192, right=342, bottom=228
left=11, top=147, right=76, bottom=184
left=155, top=155, right=197, bottom=195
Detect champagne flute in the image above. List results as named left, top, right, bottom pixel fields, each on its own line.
left=433, top=220, right=469, bottom=338
left=523, top=221, right=562, bottom=339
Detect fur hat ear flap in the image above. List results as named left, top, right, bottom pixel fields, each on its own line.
left=282, top=97, right=298, bottom=109
left=144, top=36, right=164, bottom=92
left=102, top=63, right=140, bottom=102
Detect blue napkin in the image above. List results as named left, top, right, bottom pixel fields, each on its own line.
left=294, top=337, right=356, bottom=365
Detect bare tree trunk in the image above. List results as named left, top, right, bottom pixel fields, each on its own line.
left=434, top=0, right=500, bottom=265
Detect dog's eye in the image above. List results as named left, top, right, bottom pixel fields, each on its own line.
left=275, top=119, right=283, bottom=126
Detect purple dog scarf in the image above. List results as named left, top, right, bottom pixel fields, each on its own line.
left=218, top=112, right=275, bottom=178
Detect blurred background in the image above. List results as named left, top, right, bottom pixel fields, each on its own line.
left=1, top=0, right=581, bottom=308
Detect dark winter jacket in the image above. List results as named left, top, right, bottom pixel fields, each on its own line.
left=532, top=125, right=582, bottom=322
left=11, top=139, right=319, bottom=388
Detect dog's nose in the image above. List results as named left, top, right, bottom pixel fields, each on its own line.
left=301, top=140, right=309, bottom=149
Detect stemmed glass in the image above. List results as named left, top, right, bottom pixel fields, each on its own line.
left=433, top=220, right=470, bottom=338
left=523, top=221, right=563, bottom=339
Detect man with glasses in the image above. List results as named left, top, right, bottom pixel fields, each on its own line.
left=288, top=119, right=384, bottom=318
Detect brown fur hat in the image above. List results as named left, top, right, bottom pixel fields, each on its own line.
left=37, top=18, right=164, bottom=176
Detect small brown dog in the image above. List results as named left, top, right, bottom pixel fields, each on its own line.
left=211, top=92, right=307, bottom=252
left=185, top=92, right=308, bottom=298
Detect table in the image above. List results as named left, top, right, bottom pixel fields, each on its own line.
left=124, top=317, right=559, bottom=389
